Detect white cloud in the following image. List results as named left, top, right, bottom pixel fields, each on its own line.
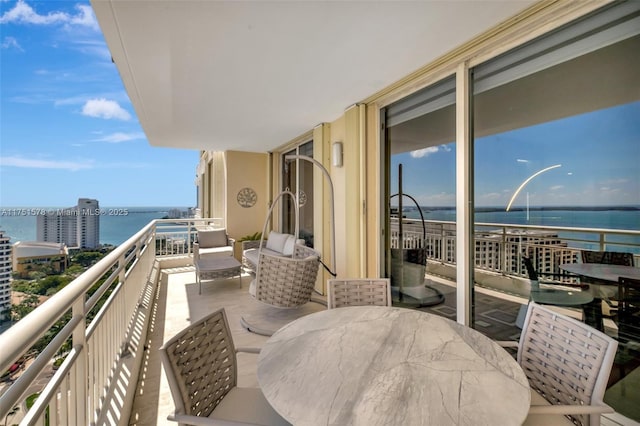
left=1, top=36, right=22, bottom=50
left=0, top=1, right=98, bottom=30
left=93, top=132, right=146, bottom=143
left=82, top=99, right=131, bottom=121
left=69, top=5, right=98, bottom=31
left=550, top=185, right=564, bottom=191
left=516, top=159, right=529, bottom=163
left=0, top=155, right=94, bottom=171
left=410, top=147, right=439, bottom=158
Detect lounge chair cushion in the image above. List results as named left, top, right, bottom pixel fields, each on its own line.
left=282, top=235, right=296, bottom=256
left=197, top=229, right=228, bottom=248
left=243, top=248, right=283, bottom=269
left=198, top=246, right=233, bottom=258
left=265, top=231, right=289, bottom=253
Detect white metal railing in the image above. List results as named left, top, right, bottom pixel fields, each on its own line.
left=0, top=222, right=161, bottom=425
left=0, top=217, right=224, bottom=425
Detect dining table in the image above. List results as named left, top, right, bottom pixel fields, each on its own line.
left=257, top=305, right=530, bottom=426
left=559, top=263, right=640, bottom=330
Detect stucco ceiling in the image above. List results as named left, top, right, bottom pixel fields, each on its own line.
left=91, top=0, right=534, bottom=153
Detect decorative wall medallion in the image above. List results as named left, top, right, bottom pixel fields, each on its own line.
left=237, top=187, right=257, bottom=208
left=298, top=190, right=307, bottom=207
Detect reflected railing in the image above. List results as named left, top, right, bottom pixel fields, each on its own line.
left=391, top=218, right=640, bottom=286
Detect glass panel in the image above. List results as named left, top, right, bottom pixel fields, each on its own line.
left=385, top=76, right=456, bottom=316
left=282, top=141, right=314, bottom=247
left=473, top=33, right=640, bottom=420
left=282, top=147, right=296, bottom=235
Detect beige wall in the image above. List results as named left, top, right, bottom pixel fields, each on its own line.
left=224, top=151, right=269, bottom=254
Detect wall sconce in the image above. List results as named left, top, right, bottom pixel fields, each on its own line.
left=332, top=141, right=343, bottom=168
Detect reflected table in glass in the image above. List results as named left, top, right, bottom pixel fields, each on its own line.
left=560, top=263, right=640, bottom=331
left=257, top=306, right=530, bottom=426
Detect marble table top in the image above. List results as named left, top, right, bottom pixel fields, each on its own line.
left=257, top=306, right=530, bottom=426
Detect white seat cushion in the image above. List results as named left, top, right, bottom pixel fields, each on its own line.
left=210, top=387, right=290, bottom=425
left=522, top=389, right=575, bottom=426
left=266, top=231, right=289, bottom=253
left=249, top=279, right=256, bottom=296
left=282, top=235, right=296, bottom=256
left=198, top=246, right=233, bottom=258
left=243, top=247, right=286, bottom=269
left=197, top=229, right=228, bottom=248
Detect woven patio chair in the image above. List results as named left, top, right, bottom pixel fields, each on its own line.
left=193, top=228, right=234, bottom=261
left=250, top=244, right=320, bottom=309
left=500, top=302, right=618, bottom=426
left=159, top=309, right=290, bottom=425
left=327, top=278, right=392, bottom=309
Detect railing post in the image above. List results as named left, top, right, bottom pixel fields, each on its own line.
left=72, top=298, right=87, bottom=423
left=500, top=227, right=507, bottom=275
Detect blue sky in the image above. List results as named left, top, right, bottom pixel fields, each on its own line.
left=392, top=101, right=640, bottom=208
left=1, top=0, right=198, bottom=207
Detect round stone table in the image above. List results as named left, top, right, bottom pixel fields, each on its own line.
left=257, top=306, right=530, bottom=426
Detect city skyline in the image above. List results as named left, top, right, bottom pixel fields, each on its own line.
left=0, top=0, right=198, bottom=207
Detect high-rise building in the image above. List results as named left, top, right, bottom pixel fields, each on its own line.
left=0, top=231, right=11, bottom=319
left=36, top=198, right=100, bottom=249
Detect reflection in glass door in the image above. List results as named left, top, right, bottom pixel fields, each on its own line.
left=282, top=141, right=314, bottom=247
left=472, top=4, right=640, bottom=420
left=384, top=76, right=456, bottom=316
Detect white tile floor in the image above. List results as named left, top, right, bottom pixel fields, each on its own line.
left=127, top=266, right=639, bottom=426
left=128, top=267, right=270, bottom=425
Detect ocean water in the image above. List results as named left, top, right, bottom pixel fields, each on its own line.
left=0, top=207, right=188, bottom=246
left=407, top=208, right=640, bottom=231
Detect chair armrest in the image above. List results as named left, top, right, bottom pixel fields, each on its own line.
left=242, top=240, right=261, bottom=251
left=528, top=402, right=614, bottom=415
left=169, top=412, right=251, bottom=425
left=496, top=341, right=518, bottom=348
left=235, top=347, right=261, bottom=354
left=193, top=242, right=200, bottom=260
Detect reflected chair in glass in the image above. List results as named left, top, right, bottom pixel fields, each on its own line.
left=159, top=308, right=290, bottom=426
left=327, top=278, right=392, bottom=309
left=617, top=276, right=640, bottom=352
left=500, top=302, right=618, bottom=426
left=581, top=250, right=635, bottom=319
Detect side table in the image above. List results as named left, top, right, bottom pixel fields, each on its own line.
left=196, top=256, right=242, bottom=294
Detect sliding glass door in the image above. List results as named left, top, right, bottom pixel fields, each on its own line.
left=383, top=76, right=457, bottom=315
left=282, top=141, right=314, bottom=247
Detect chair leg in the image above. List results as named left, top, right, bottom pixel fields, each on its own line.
left=584, top=299, right=604, bottom=331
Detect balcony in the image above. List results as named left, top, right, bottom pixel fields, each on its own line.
left=1, top=219, right=639, bottom=425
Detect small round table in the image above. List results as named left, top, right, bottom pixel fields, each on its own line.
left=257, top=306, right=530, bottom=426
